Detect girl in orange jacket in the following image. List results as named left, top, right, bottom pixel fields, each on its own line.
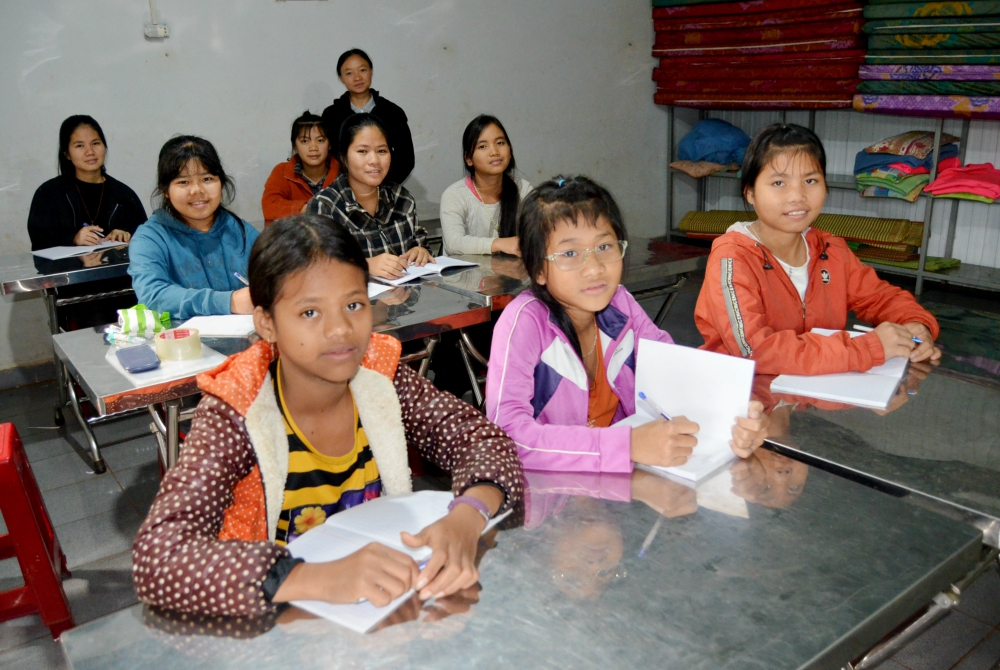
left=261, top=111, right=340, bottom=225
left=695, top=123, right=941, bottom=376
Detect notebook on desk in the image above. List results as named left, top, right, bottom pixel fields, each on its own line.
left=378, top=256, right=478, bottom=286
left=769, top=328, right=909, bottom=410
left=285, top=491, right=509, bottom=633
left=613, top=340, right=756, bottom=483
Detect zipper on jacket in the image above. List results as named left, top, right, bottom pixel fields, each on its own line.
left=108, top=203, right=120, bottom=227
left=65, top=193, right=78, bottom=227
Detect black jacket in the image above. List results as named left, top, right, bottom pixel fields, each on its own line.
left=321, top=89, right=416, bottom=186
left=27, top=174, right=147, bottom=250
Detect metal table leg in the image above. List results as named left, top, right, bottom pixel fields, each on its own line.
left=43, top=290, right=67, bottom=425
left=63, top=368, right=106, bottom=474
left=457, top=329, right=489, bottom=410
left=148, top=401, right=198, bottom=473
left=652, top=275, right=687, bottom=328
left=399, top=335, right=441, bottom=378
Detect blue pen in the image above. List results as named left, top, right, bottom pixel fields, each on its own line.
left=852, top=323, right=922, bottom=345
left=233, top=271, right=249, bottom=286
left=638, top=392, right=672, bottom=421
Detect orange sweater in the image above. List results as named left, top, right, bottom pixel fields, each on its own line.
left=261, top=156, right=339, bottom=225
left=695, top=226, right=939, bottom=376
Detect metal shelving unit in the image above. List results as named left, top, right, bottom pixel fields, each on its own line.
left=665, top=106, right=1000, bottom=295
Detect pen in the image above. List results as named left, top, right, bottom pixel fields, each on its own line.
left=84, top=223, right=104, bottom=238
left=356, top=558, right=431, bottom=603
left=233, top=271, right=249, bottom=286
left=852, top=323, right=922, bottom=345
left=638, top=516, right=664, bottom=558
left=638, top=392, right=672, bottom=421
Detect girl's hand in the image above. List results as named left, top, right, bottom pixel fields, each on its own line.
left=490, top=236, right=521, bottom=257
left=105, top=229, right=131, bottom=243
left=230, top=287, right=254, bottom=314
left=402, top=485, right=502, bottom=601
left=368, top=253, right=407, bottom=279
left=630, top=416, right=699, bottom=467
left=73, top=226, right=104, bottom=246
left=402, top=246, right=433, bottom=267
left=630, top=469, right=697, bottom=517
left=274, top=543, right=419, bottom=607
left=729, top=400, right=769, bottom=458
left=903, top=322, right=941, bottom=363
left=874, top=322, right=916, bottom=360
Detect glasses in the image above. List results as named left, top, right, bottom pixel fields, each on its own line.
left=544, top=240, right=628, bottom=271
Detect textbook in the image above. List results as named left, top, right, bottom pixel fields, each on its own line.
left=285, top=491, right=508, bottom=633
left=614, top=340, right=756, bottom=483
left=769, top=328, right=909, bottom=410
left=379, top=256, right=478, bottom=286
left=31, top=240, right=128, bottom=260
left=178, top=315, right=256, bottom=338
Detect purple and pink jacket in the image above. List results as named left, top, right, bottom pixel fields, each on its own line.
left=485, top=286, right=674, bottom=473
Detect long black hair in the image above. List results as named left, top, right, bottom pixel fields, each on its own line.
left=741, top=123, right=827, bottom=210
left=248, top=214, right=370, bottom=312
left=462, top=115, right=520, bottom=238
left=58, top=115, right=107, bottom=177
left=153, top=135, right=246, bottom=248
left=519, top=175, right=628, bottom=358
left=338, top=113, right=392, bottom=179
left=336, top=48, right=373, bottom=76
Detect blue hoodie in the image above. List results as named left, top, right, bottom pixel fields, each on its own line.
left=128, top=208, right=259, bottom=319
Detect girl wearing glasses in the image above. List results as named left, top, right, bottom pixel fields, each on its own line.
left=485, top=176, right=768, bottom=473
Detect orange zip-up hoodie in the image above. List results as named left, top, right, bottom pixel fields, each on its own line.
left=695, top=224, right=939, bottom=376
left=261, top=156, right=340, bottom=225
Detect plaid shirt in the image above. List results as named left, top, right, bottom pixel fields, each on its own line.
left=306, top=174, right=426, bottom=256
left=292, top=159, right=327, bottom=196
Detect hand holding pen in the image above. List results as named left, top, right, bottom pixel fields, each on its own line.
left=629, top=392, right=699, bottom=468
left=854, top=322, right=942, bottom=364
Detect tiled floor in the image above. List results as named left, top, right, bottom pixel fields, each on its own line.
left=0, top=274, right=998, bottom=669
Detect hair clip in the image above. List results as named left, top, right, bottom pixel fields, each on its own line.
left=556, top=178, right=565, bottom=187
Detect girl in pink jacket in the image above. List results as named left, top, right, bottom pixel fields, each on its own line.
left=485, top=176, right=768, bottom=473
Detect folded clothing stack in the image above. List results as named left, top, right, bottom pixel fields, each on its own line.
left=671, top=120, right=750, bottom=177
left=854, top=1, right=1000, bottom=118
left=674, top=209, right=960, bottom=269
left=924, top=163, right=1000, bottom=203
left=651, top=0, right=864, bottom=109
left=853, top=130, right=961, bottom=202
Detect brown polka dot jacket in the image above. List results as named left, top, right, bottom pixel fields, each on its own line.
left=132, top=334, right=524, bottom=617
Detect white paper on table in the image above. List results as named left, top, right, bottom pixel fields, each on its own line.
left=31, top=240, right=128, bottom=260
left=105, top=343, right=227, bottom=388
left=368, top=283, right=392, bottom=299
left=177, top=315, right=256, bottom=338
left=627, top=340, right=755, bottom=482
left=286, top=491, right=510, bottom=633
left=379, top=256, right=478, bottom=286
left=768, top=328, right=909, bottom=410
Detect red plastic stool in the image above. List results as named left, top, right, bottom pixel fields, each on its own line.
left=0, top=423, right=74, bottom=639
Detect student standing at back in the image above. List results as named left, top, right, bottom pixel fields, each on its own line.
left=129, top=136, right=258, bottom=319
left=27, top=114, right=146, bottom=250
left=305, top=113, right=430, bottom=280
left=695, top=123, right=941, bottom=375
left=261, top=111, right=340, bottom=224
left=321, top=49, right=415, bottom=185
left=440, top=115, right=532, bottom=256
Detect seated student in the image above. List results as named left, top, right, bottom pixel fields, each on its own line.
left=305, top=113, right=431, bottom=280
left=485, top=176, right=768, bottom=473
left=27, top=115, right=146, bottom=250
left=321, top=48, right=415, bottom=185
left=132, top=215, right=523, bottom=617
left=694, top=124, right=941, bottom=376
left=261, top=111, right=340, bottom=224
left=129, top=136, right=258, bottom=319
left=440, top=115, right=532, bottom=256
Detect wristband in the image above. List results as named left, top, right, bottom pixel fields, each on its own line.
left=448, top=495, right=492, bottom=525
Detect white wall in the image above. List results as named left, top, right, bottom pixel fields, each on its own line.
left=0, top=0, right=667, bottom=375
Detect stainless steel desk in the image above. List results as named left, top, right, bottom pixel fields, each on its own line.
left=0, top=247, right=131, bottom=429
left=51, top=284, right=490, bottom=472
left=60, top=464, right=982, bottom=670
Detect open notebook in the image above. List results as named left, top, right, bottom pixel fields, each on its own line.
left=769, top=328, right=909, bottom=410
left=378, top=256, right=477, bottom=286
left=613, top=340, right=756, bottom=483
left=285, top=491, right=508, bottom=633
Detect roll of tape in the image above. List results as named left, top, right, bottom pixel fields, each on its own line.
left=155, top=328, right=202, bottom=361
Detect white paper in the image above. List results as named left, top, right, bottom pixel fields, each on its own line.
left=368, top=283, right=392, bottom=299
left=768, top=328, right=909, bottom=409
left=633, top=464, right=749, bottom=519
left=630, top=340, right=755, bottom=482
left=177, top=315, right=256, bottom=338
left=105, top=343, right=228, bottom=388
left=285, top=491, right=509, bottom=634
left=31, top=240, right=128, bottom=260
left=380, top=256, right=478, bottom=286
